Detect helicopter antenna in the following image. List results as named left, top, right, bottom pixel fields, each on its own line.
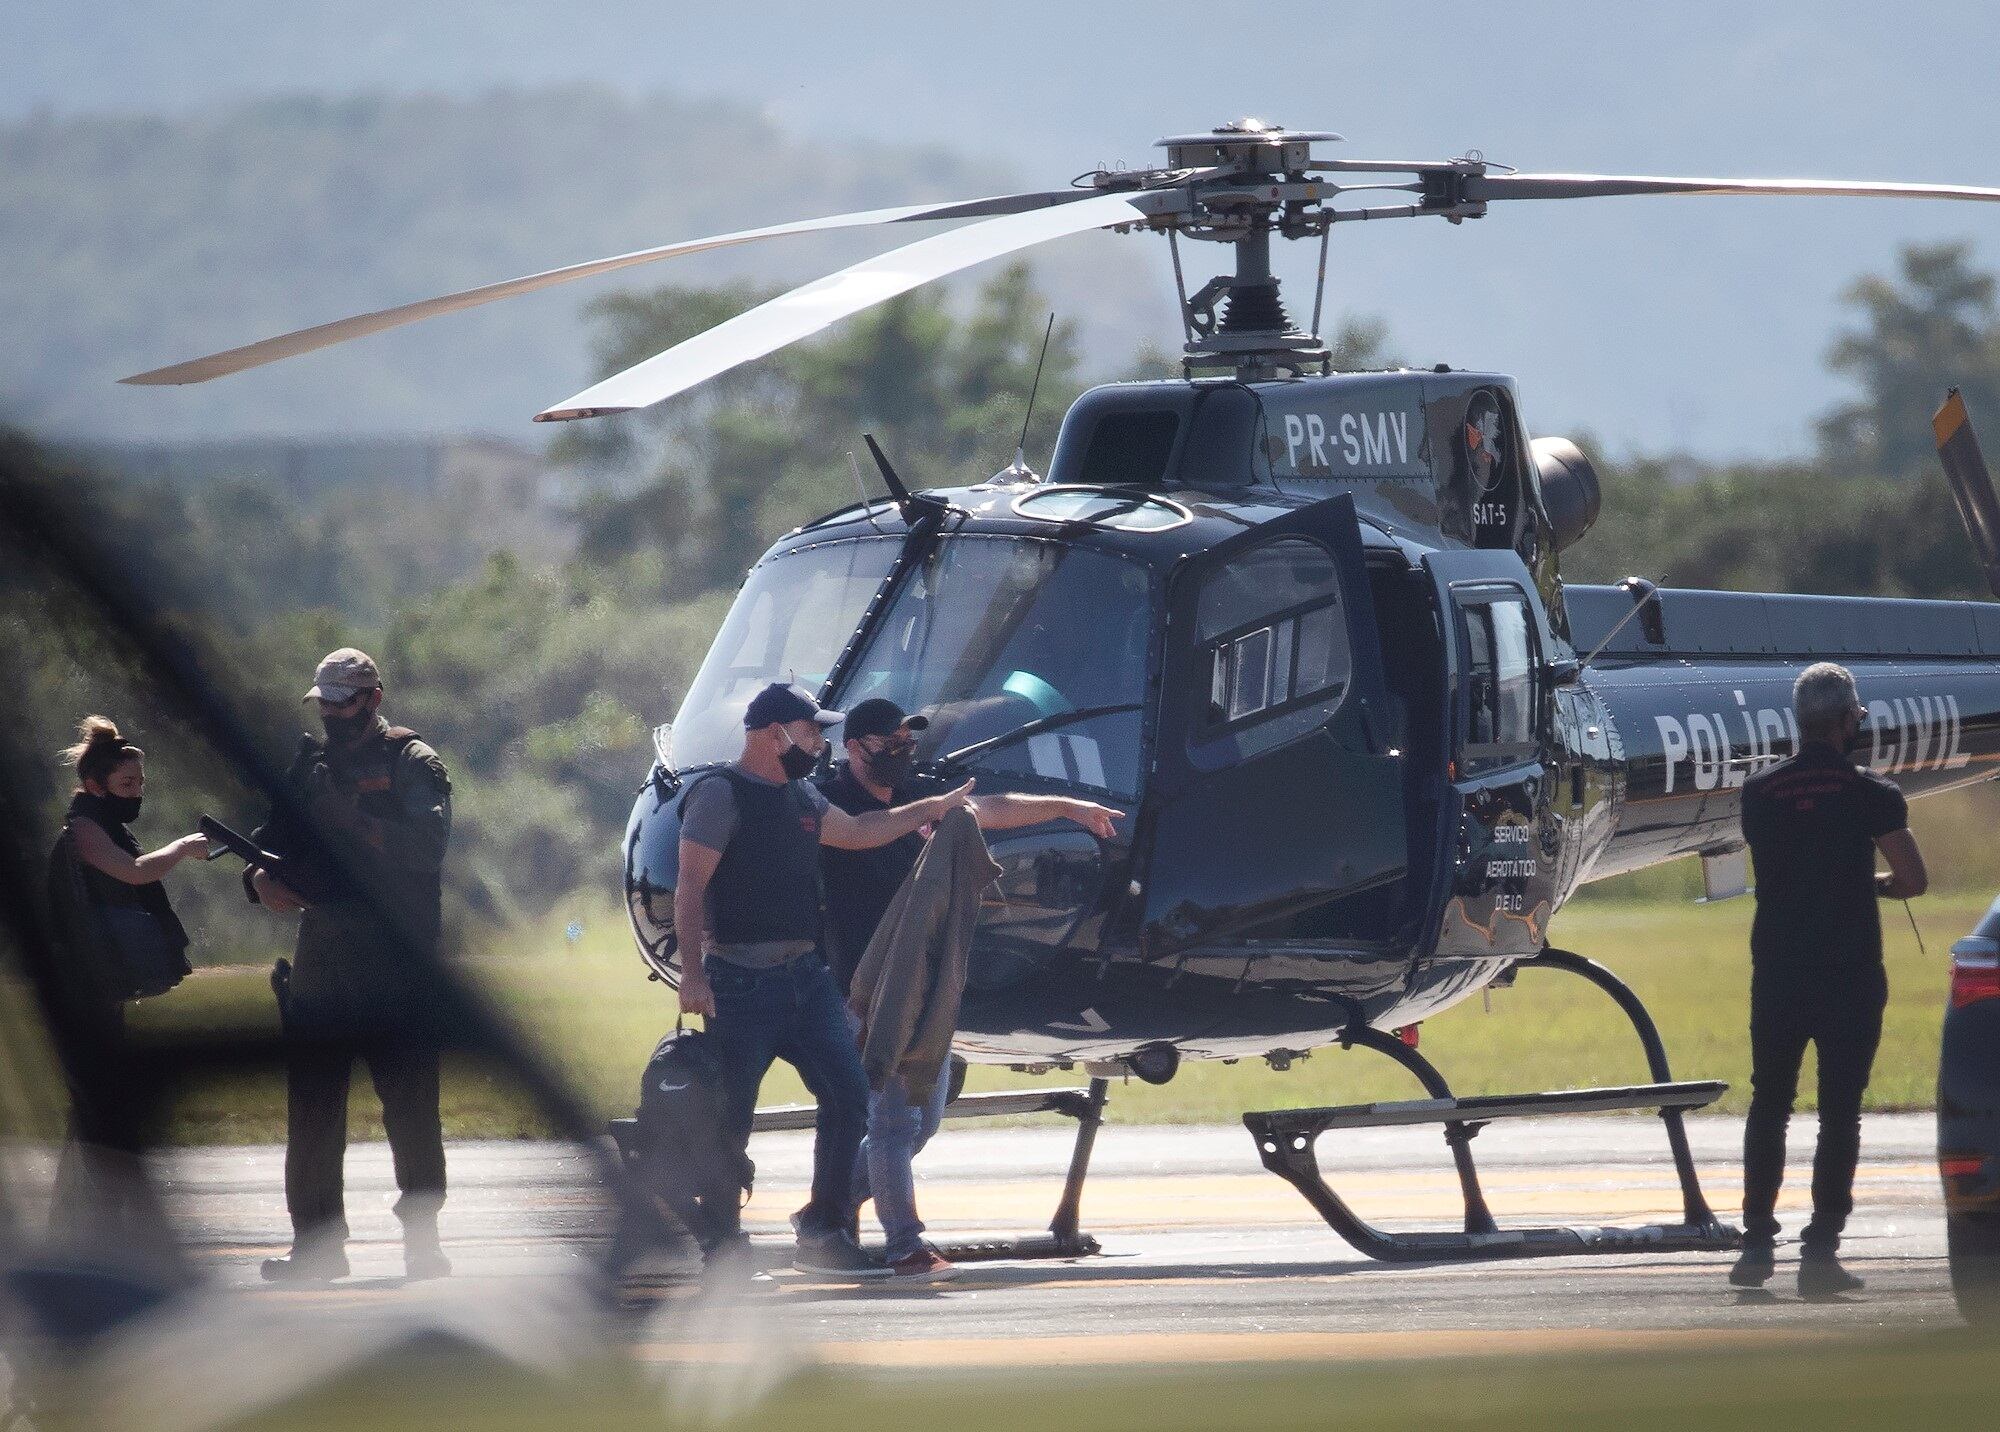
left=1009, top=312, right=1058, bottom=477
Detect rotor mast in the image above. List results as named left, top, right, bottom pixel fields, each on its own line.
left=1153, top=120, right=1341, bottom=382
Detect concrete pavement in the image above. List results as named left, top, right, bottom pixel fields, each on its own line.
left=125, top=1111, right=1959, bottom=1365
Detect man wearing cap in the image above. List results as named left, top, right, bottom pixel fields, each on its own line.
left=820, top=697, right=1119, bottom=1282
left=1730, top=662, right=1927, bottom=1298
left=248, top=648, right=455, bottom=1284
left=674, top=683, right=972, bottom=1279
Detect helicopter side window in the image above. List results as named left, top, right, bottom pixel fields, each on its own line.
left=1457, top=589, right=1539, bottom=772
left=1198, top=538, right=1350, bottom=731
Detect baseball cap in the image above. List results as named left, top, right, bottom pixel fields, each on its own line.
left=743, top=682, right=843, bottom=729
left=842, top=698, right=931, bottom=744
left=304, top=648, right=382, bottom=703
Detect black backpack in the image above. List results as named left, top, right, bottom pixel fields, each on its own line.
left=629, top=1025, right=753, bottom=1248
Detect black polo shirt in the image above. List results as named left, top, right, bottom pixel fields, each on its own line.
left=815, top=765, right=945, bottom=995
left=1741, top=740, right=1908, bottom=974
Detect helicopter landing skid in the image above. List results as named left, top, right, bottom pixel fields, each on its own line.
left=620, top=1075, right=1112, bottom=1263
left=1242, top=949, right=1743, bottom=1263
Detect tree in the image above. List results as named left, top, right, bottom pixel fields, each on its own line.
left=1818, top=242, right=2000, bottom=478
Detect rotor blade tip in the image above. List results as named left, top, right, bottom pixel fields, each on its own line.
left=533, top=405, right=633, bottom=423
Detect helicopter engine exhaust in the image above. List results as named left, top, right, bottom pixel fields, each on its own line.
left=1532, top=436, right=1602, bottom=552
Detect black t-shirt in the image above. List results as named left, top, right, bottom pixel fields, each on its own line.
left=815, top=765, right=943, bottom=995
left=1741, top=741, right=1908, bottom=973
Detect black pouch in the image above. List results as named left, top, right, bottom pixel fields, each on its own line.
left=97, top=907, right=191, bottom=1000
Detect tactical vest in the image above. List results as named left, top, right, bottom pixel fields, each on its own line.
left=293, top=724, right=435, bottom=911
left=703, top=769, right=824, bottom=947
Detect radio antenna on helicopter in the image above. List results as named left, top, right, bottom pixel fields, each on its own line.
left=1003, top=311, right=1059, bottom=483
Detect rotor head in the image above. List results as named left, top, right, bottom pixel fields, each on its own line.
left=1155, top=118, right=1344, bottom=176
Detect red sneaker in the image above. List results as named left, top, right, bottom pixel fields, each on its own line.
left=886, top=1247, right=960, bottom=1283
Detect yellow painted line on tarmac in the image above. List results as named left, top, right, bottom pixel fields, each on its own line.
left=632, top=1325, right=1852, bottom=1368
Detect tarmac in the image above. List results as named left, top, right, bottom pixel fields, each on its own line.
left=139, top=1109, right=1961, bottom=1368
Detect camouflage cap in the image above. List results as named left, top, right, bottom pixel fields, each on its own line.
left=304, top=647, right=382, bottom=703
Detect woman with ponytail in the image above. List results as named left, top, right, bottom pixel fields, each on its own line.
left=48, top=716, right=207, bottom=1010
left=45, top=716, right=209, bottom=1238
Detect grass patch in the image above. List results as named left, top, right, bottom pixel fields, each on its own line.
left=123, top=887, right=1973, bottom=1143
left=176, top=1327, right=2000, bottom=1431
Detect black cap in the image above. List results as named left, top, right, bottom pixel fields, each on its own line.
left=842, top=697, right=930, bottom=743
left=743, top=682, right=843, bottom=730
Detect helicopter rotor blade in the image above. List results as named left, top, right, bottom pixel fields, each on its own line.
left=117, top=190, right=1095, bottom=387
left=534, top=189, right=1171, bottom=421
left=1462, top=172, right=2000, bottom=205
left=1934, top=389, right=2000, bottom=599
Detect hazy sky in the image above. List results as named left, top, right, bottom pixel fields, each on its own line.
left=12, top=1, right=2000, bottom=457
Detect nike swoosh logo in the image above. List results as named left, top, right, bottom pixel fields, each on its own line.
left=656, top=1080, right=690, bottom=1092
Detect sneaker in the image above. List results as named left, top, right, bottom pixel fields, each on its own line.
left=886, top=1247, right=960, bottom=1284
left=1798, top=1251, right=1865, bottom=1299
left=792, top=1230, right=891, bottom=1280
left=791, top=1205, right=860, bottom=1244
left=260, top=1245, right=350, bottom=1284
left=1728, top=1242, right=1775, bottom=1288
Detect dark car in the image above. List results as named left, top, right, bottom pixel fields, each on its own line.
left=1940, top=896, right=2000, bottom=1324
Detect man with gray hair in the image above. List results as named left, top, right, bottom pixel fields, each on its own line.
left=1730, top=661, right=1927, bottom=1297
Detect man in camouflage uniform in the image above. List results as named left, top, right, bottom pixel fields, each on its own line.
left=247, top=648, right=453, bottom=1283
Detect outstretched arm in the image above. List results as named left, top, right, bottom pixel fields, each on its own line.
left=971, top=793, right=1120, bottom=839
left=69, top=818, right=207, bottom=886
left=821, top=779, right=976, bottom=849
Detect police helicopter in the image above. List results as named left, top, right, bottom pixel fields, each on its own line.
left=126, top=120, right=2000, bottom=1265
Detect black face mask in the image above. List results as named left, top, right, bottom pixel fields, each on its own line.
left=102, top=793, right=143, bottom=825
left=778, top=736, right=819, bottom=781
left=862, top=747, right=916, bottom=788
left=322, top=709, right=374, bottom=744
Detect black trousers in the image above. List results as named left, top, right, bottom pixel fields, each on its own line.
left=1741, top=964, right=1886, bottom=1250
left=284, top=1037, right=446, bottom=1241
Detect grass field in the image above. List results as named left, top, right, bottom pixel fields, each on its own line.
left=103, top=886, right=1978, bottom=1145
left=185, top=1327, right=2000, bottom=1432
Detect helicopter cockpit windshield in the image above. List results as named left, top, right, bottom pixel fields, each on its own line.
left=839, top=537, right=1151, bottom=799
left=671, top=537, right=902, bottom=767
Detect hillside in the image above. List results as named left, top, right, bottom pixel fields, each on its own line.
left=1, top=87, right=1170, bottom=442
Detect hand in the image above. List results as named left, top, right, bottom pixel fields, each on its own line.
left=177, top=832, right=213, bottom=860
left=252, top=868, right=306, bottom=914
left=924, top=779, right=976, bottom=823
left=678, top=963, right=715, bottom=1019
left=1065, top=801, right=1122, bottom=840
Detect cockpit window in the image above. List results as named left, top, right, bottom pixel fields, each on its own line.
left=672, top=539, right=900, bottom=768
left=840, top=536, right=1151, bottom=797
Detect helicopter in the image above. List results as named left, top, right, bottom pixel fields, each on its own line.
left=126, top=120, right=2000, bottom=1265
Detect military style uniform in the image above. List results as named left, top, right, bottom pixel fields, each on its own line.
left=251, top=714, right=452, bottom=1262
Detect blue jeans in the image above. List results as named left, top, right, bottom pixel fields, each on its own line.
left=706, top=954, right=870, bottom=1243
left=851, top=1068, right=951, bottom=1261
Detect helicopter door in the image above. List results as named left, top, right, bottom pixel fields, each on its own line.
left=1421, top=550, right=1561, bottom=960
left=1136, top=494, right=1408, bottom=953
